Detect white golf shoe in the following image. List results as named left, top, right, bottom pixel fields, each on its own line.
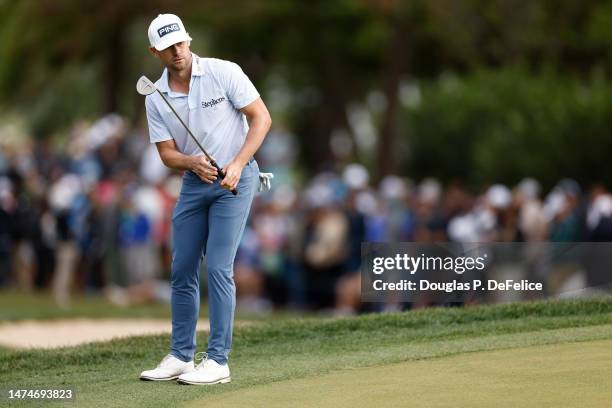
left=139, top=354, right=195, bottom=381
left=177, top=352, right=231, bottom=385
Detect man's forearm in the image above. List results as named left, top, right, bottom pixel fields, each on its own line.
left=233, top=114, right=271, bottom=167
left=160, top=148, right=195, bottom=171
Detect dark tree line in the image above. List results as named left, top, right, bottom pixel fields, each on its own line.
left=2, top=0, right=612, bottom=181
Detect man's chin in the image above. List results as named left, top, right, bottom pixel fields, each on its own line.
left=171, top=60, right=188, bottom=70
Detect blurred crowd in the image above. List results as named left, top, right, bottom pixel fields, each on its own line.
left=1, top=114, right=611, bottom=312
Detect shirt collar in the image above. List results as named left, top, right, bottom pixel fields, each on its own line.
left=157, top=52, right=203, bottom=94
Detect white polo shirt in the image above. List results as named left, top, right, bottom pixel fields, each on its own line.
left=145, top=53, right=260, bottom=168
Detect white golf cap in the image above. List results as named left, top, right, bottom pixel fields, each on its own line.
left=148, top=14, right=192, bottom=51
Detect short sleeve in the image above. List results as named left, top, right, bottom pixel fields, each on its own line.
left=145, top=96, right=173, bottom=144
left=217, top=61, right=260, bottom=109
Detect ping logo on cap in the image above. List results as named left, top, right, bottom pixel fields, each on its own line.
left=158, top=23, right=180, bottom=38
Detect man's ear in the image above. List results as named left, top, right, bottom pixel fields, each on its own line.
left=148, top=47, right=159, bottom=57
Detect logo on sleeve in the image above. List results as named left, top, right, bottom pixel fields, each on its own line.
left=158, top=24, right=180, bottom=38
left=202, top=97, right=226, bottom=109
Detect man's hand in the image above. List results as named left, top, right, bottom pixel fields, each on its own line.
left=220, top=160, right=244, bottom=191
left=189, top=155, right=218, bottom=183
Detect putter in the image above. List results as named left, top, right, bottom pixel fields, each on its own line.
left=136, top=75, right=238, bottom=196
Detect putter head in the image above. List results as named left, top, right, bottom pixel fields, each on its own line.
left=136, top=75, right=157, bottom=95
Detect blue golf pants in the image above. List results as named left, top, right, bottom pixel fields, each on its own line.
left=169, top=158, right=259, bottom=365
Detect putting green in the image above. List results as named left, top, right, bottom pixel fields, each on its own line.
left=194, top=339, right=612, bottom=408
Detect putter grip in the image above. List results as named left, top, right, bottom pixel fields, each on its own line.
left=212, top=160, right=238, bottom=196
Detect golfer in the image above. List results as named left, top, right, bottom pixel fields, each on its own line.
left=139, top=14, right=271, bottom=385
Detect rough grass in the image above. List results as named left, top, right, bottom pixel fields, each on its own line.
left=0, top=290, right=304, bottom=322
left=0, top=297, right=610, bottom=407
left=0, top=290, right=172, bottom=321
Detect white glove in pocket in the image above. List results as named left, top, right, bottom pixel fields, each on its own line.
left=258, top=172, right=274, bottom=192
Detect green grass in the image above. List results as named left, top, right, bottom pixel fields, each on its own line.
left=196, top=339, right=612, bottom=408
left=0, top=290, right=305, bottom=322
left=0, top=297, right=610, bottom=407
left=0, top=290, right=173, bottom=321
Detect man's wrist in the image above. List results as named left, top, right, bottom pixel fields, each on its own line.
left=232, top=155, right=249, bottom=168
left=185, top=155, right=196, bottom=171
